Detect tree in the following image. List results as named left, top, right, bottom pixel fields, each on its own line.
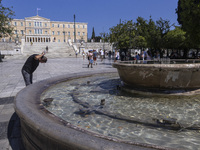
left=163, top=27, right=186, bottom=50
left=133, top=36, right=147, bottom=50
left=109, top=20, right=135, bottom=49
left=0, top=0, right=14, bottom=38
left=176, top=0, right=200, bottom=48
left=163, top=26, right=189, bottom=58
left=91, top=27, right=95, bottom=41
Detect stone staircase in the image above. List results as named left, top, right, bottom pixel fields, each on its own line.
left=1, top=42, right=113, bottom=60
left=22, top=42, right=76, bottom=58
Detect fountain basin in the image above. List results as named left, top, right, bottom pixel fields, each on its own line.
left=113, top=61, right=200, bottom=91
left=15, top=71, right=160, bottom=150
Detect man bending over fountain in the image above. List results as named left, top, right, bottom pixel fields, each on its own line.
left=21, top=52, right=47, bottom=86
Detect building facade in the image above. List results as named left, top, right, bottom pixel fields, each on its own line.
left=2, top=15, right=88, bottom=43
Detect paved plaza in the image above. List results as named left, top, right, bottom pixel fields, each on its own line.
left=0, top=56, right=116, bottom=150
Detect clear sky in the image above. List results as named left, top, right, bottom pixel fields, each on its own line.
left=2, top=0, right=179, bottom=39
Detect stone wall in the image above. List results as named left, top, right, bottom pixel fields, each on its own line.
left=75, top=42, right=113, bottom=52
left=0, top=42, right=16, bottom=50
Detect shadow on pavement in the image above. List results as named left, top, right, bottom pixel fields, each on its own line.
left=7, top=112, right=25, bottom=150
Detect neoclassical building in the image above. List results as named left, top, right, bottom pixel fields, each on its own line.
left=2, top=15, right=88, bottom=43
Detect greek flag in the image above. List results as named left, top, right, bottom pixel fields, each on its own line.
left=37, top=8, right=41, bottom=15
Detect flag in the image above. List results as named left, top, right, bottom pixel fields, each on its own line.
left=37, top=8, right=41, bottom=16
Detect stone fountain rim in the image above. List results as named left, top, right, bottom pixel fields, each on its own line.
left=14, top=70, right=172, bottom=150
left=113, top=61, right=200, bottom=69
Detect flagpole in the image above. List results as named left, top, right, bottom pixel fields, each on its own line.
left=37, top=8, right=41, bottom=16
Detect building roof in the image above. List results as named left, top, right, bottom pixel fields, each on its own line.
left=25, top=15, right=50, bottom=21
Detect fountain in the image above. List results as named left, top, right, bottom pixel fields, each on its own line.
left=113, top=59, right=200, bottom=95
left=15, top=60, right=200, bottom=150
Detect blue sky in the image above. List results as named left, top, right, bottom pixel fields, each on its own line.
left=2, top=0, right=179, bottom=38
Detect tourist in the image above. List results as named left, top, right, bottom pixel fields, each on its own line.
left=82, top=51, right=85, bottom=60
left=135, top=52, right=140, bottom=60
left=120, top=51, right=125, bottom=61
left=46, top=46, right=48, bottom=53
left=21, top=52, right=47, bottom=86
left=140, top=51, right=144, bottom=60
left=93, top=49, right=98, bottom=65
left=114, top=50, right=119, bottom=62
left=88, top=50, right=93, bottom=68
left=100, top=49, right=104, bottom=61
left=146, top=50, right=152, bottom=60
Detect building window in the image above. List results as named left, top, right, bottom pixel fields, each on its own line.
left=52, top=24, right=54, bottom=27
left=83, top=32, right=85, bottom=36
left=52, top=31, right=55, bottom=35
left=78, top=32, right=80, bottom=36
left=14, top=22, right=17, bottom=26
left=45, top=23, right=47, bottom=27
left=45, top=31, right=47, bottom=34
left=40, top=29, right=42, bottom=34
left=37, top=22, right=39, bottom=27
left=68, top=24, right=70, bottom=28
left=14, top=30, right=18, bottom=34
left=29, top=30, right=32, bottom=34
left=35, top=22, right=37, bottom=27
left=78, top=25, right=80, bottom=28
left=58, top=39, right=60, bottom=42
left=73, top=32, right=75, bottom=36
left=63, top=24, right=65, bottom=28
left=21, top=22, right=23, bottom=26
left=57, top=31, right=60, bottom=35
left=29, top=23, right=31, bottom=26
left=83, top=25, right=85, bottom=28
left=21, top=30, right=24, bottom=35
left=68, top=32, right=70, bottom=35
left=58, top=24, right=60, bottom=28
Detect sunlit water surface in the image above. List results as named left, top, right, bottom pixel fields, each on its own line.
left=41, top=73, right=200, bottom=150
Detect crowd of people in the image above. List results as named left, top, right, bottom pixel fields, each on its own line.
left=82, top=49, right=157, bottom=68
left=84, top=49, right=105, bottom=68
left=21, top=47, right=179, bottom=86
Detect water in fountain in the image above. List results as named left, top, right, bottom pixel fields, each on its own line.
left=41, top=73, right=200, bottom=150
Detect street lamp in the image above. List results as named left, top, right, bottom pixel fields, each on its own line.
left=74, top=14, right=76, bottom=43
left=63, top=31, right=66, bottom=42
left=63, top=24, right=66, bottom=43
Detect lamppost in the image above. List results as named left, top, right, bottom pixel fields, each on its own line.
left=0, top=51, right=2, bottom=62
left=74, top=14, right=76, bottom=43
left=63, top=31, right=66, bottom=42
left=63, top=25, right=66, bottom=43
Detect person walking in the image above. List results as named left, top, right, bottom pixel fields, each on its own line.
left=93, top=49, right=98, bottom=65
left=88, top=50, right=93, bottom=68
left=100, top=49, right=104, bottom=62
left=21, top=52, right=47, bottom=86
left=45, top=46, right=48, bottom=53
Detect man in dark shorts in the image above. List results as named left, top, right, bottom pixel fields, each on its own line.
left=21, top=52, right=47, bottom=86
